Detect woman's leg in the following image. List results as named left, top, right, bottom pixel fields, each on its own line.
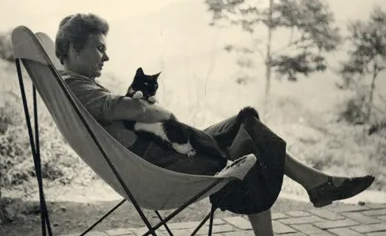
left=284, top=150, right=338, bottom=189
left=210, top=121, right=284, bottom=236
left=204, top=110, right=374, bottom=235
left=242, top=115, right=375, bottom=207
left=205, top=107, right=374, bottom=196
left=248, top=210, right=274, bottom=236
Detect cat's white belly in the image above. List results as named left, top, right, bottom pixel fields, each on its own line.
left=133, top=122, right=196, bottom=157
left=134, top=122, right=169, bottom=141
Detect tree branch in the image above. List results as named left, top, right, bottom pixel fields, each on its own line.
left=270, top=36, right=312, bottom=56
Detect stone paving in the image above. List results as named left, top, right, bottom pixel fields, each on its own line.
left=60, top=203, right=386, bottom=236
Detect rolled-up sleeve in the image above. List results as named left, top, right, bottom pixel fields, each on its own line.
left=64, top=78, right=124, bottom=123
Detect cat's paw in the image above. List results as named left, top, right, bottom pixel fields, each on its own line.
left=187, top=149, right=196, bottom=157
left=172, top=142, right=195, bottom=156
left=148, top=96, right=157, bottom=104
left=133, top=91, right=143, bottom=99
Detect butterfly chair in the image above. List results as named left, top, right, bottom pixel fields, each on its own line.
left=11, top=25, right=257, bottom=236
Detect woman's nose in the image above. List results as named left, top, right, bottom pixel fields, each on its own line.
left=103, top=52, right=109, bottom=62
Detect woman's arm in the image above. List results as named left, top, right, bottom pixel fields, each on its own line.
left=108, top=97, right=173, bottom=123
left=64, top=77, right=173, bottom=123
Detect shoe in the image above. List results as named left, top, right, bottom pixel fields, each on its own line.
left=306, top=175, right=375, bottom=208
left=215, top=153, right=257, bottom=180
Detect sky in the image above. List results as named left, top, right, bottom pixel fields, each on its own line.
left=2, top=0, right=386, bottom=81
left=2, top=0, right=384, bottom=33
left=0, top=0, right=181, bottom=34
left=0, top=0, right=195, bottom=75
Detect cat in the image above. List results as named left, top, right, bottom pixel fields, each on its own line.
left=125, top=67, right=159, bottom=104
left=124, top=67, right=227, bottom=160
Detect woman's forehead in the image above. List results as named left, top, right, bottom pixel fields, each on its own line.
left=87, top=34, right=107, bottom=47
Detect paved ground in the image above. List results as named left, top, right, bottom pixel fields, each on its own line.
left=60, top=203, right=386, bottom=236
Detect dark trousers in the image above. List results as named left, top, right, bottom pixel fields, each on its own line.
left=130, top=112, right=287, bottom=214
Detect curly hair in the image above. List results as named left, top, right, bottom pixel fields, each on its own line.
left=55, top=13, right=109, bottom=64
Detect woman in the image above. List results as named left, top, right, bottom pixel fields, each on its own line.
left=55, top=13, right=375, bottom=236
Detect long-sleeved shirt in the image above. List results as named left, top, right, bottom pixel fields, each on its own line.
left=60, top=70, right=138, bottom=147
left=59, top=70, right=229, bottom=175
left=59, top=70, right=252, bottom=179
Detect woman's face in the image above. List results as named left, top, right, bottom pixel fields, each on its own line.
left=67, top=33, right=109, bottom=79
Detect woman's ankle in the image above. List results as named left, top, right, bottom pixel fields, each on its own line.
left=304, top=175, right=350, bottom=191
left=301, top=174, right=330, bottom=190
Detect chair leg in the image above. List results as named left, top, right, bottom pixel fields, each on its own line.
left=190, top=205, right=217, bottom=236
left=79, top=199, right=126, bottom=236
left=80, top=179, right=225, bottom=236
left=143, top=179, right=224, bottom=236
left=17, top=61, right=53, bottom=236
left=208, top=205, right=216, bottom=236
left=154, top=211, right=173, bottom=236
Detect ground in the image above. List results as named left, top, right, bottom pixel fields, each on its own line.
left=0, top=178, right=356, bottom=236
left=3, top=176, right=385, bottom=236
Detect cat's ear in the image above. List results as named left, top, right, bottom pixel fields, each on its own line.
left=153, top=71, right=161, bottom=79
left=136, top=67, right=144, bottom=76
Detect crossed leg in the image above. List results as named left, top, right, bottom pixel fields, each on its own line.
left=205, top=108, right=374, bottom=236
left=242, top=116, right=374, bottom=236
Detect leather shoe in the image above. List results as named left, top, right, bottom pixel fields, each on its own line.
left=306, top=175, right=375, bottom=208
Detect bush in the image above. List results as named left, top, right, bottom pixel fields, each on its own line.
left=0, top=63, right=94, bottom=192
left=338, top=93, right=368, bottom=125
left=0, top=31, right=13, bottom=63
left=0, top=59, right=98, bottom=222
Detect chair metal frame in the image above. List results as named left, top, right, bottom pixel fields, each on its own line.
left=12, top=29, right=236, bottom=236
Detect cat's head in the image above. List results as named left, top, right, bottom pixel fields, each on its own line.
left=130, top=67, right=161, bottom=97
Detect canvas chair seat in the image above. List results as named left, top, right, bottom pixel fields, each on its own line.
left=11, top=26, right=257, bottom=211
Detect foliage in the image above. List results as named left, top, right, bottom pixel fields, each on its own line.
left=0, top=65, right=94, bottom=201
left=338, top=91, right=368, bottom=125
left=270, top=52, right=326, bottom=81
left=0, top=31, right=13, bottom=63
left=338, top=6, right=386, bottom=125
left=205, top=0, right=341, bottom=92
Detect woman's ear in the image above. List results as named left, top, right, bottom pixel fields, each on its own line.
left=64, top=44, right=80, bottom=67
left=68, top=43, right=79, bottom=58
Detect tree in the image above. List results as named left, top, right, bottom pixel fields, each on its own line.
left=205, top=0, right=341, bottom=99
left=338, top=6, right=386, bottom=126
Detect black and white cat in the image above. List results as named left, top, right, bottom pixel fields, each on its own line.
left=125, top=67, right=160, bottom=104
left=124, top=67, right=225, bottom=159
left=124, top=67, right=260, bottom=162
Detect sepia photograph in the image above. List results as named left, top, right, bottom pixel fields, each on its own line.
left=1, top=0, right=386, bottom=235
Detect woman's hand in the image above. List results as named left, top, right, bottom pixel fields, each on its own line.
left=137, top=99, right=173, bottom=123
